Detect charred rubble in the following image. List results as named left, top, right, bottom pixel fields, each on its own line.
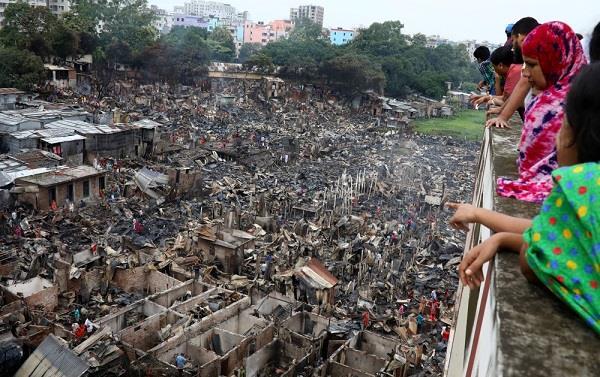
left=0, top=77, right=477, bottom=377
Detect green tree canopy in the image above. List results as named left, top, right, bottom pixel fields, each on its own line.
left=321, top=53, right=385, bottom=94
left=0, top=46, right=45, bottom=90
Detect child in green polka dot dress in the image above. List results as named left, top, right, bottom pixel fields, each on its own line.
left=447, top=63, right=600, bottom=335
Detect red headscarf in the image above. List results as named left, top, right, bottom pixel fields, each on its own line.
left=522, top=21, right=587, bottom=87
left=496, top=22, right=587, bottom=203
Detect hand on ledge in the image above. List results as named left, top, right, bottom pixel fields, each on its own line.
left=486, top=116, right=510, bottom=128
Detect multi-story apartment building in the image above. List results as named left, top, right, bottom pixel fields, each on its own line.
left=329, top=27, right=355, bottom=45
left=47, top=0, right=69, bottom=16
left=243, top=20, right=294, bottom=46
left=289, top=4, right=324, bottom=26
left=150, top=5, right=173, bottom=34
left=177, top=0, right=246, bottom=26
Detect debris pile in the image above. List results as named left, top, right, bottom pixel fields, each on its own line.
left=0, top=77, right=478, bottom=376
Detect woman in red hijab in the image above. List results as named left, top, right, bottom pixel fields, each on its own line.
left=496, top=21, right=587, bottom=203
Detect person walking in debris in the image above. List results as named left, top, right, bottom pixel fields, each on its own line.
left=430, top=289, right=437, bottom=301
left=175, top=353, right=186, bottom=376
left=361, top=310, right=370, bottom=330
left=418, top=297, right=426, bottom=314
left=133, top=218, right=143, bottom=234
left=441, top=326, right=450, bottom=343
left=430, top=300, right=439, bottom=322
left=416, top=313, right=424, bottom=333
left=73, top=307, right=81, bottom=323
left=264, top=253, right=273, bottom=281
left=84, top=318, right=95, bottom=334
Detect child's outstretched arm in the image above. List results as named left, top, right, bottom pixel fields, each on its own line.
left=447, top=202, right=532, bottom=234
left=459, top=232, right=524, bottom=289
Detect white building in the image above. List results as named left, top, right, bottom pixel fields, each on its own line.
left=47, top=0, right=70, bottom=16
left=290, top=4, right=324, bottom=26
left=150, top=5, right=173, bottom=34
left=176, top=0, right=245, bottom=26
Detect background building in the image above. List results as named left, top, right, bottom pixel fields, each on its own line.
left=329, top=27, right=355, bottom=45
left=172, top=14, right=219, bottom=31
left=177, top=0, right=246, bottom=26
left=244, top=20, right=294, bottom=46
left=290, top=4, right=324, bottom=26
left=150, top=5, right=173, bottom=34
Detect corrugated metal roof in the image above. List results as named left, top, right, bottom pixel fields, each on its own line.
left=0, top=88, right=24, bottom=95
left=296, top=258, right=338, bottom=289
left=41, top=134, right=86, bottom=144
left=0, top=155, right=28, bottom=172
left=130, top=119, right=161, bottom=129
left=10, top=128, right=75, bottom=140
left=0, top=112, right=26, bottom=125
left=46, top=119, right=140, bottom=135
left=15, top=334, right=89, bottom=377
left=16, top=165, right=103, bottom=187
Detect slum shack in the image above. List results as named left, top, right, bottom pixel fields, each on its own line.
left=39, top=134, right=86, bottom=165
left=195, top=226, right=255, bottom=274
left=2, top=276, right=58, bottom=311
left=294, top=257, right=338, bottom=306
left=13, top=165, right=106, bottom=210
left=45, top=120, right=156, bottom=162
left=0, top=88, right=25, bottom=111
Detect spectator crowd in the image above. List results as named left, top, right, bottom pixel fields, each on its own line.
left=449, top=18, right=600, bottom=335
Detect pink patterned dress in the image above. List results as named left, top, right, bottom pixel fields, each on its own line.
left=496, top=22, right=587, bottom=203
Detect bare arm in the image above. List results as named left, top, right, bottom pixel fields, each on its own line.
left=473, top=207, right=532, bottom=233
left=486, top=77, right=530, bottom=128
left=447, top=202, right=532, bottom=234
left=459, top=232, right=524, bottom=288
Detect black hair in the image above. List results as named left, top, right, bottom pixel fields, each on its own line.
left=490, top=46, right=514, bottom=66
left=591, top=21, right=600, bottom=63
left=511, top=17, right=540, bottom=36
left=473, top=46, right=490, bottom=61
left=565, top=63, right=600, bottom=163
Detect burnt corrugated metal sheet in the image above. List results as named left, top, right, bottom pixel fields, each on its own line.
left=15, top=334, right=89, bottom=377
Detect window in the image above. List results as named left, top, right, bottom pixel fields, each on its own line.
left=82, top=180, right=90, bottom=198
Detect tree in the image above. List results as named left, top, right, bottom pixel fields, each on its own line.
left=0, top=2, right=57, bottom=57
left=139, top=27, right=211, bottom=85
left=238, top=43, right=262, bottom=63
left=243, top=52, right=273, bottom=72
left=0, top=47, right=45, bottom=90
left=51, top=23, right=80, bottom=61
left=350, top=21, right=406, bottom=56
left=209, top=26, right=235, bottom=62
left=321, top=53, right=385, bottom=95
left=289, top=18, right=323, bottom=42
left=71, top=0, right=156, bottom=61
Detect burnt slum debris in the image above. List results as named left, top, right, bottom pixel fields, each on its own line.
left=0, top=76, right=477, bottom=377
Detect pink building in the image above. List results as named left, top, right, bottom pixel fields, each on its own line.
left=244, top=20, right=294, bottom=46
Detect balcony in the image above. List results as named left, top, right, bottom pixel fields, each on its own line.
left=445, top=117, right=600, bottom=376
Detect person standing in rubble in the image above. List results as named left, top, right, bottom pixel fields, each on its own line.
left=361, top=310, right=370, bottom=330
left=416, top=313, right=424, bottom=333
left=175, top=353, right=186, bottom=376
left=441, top=326, right=450, bottom=343
left=133, top=218, right=143, bottom=235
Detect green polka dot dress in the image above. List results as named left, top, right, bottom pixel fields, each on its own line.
left=524, top=163, right=600, bottom=335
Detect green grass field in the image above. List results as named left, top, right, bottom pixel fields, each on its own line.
left=412, top=110, right=485, bottom=141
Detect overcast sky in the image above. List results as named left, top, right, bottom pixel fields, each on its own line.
left=149, top=0, right=600, bottom=44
